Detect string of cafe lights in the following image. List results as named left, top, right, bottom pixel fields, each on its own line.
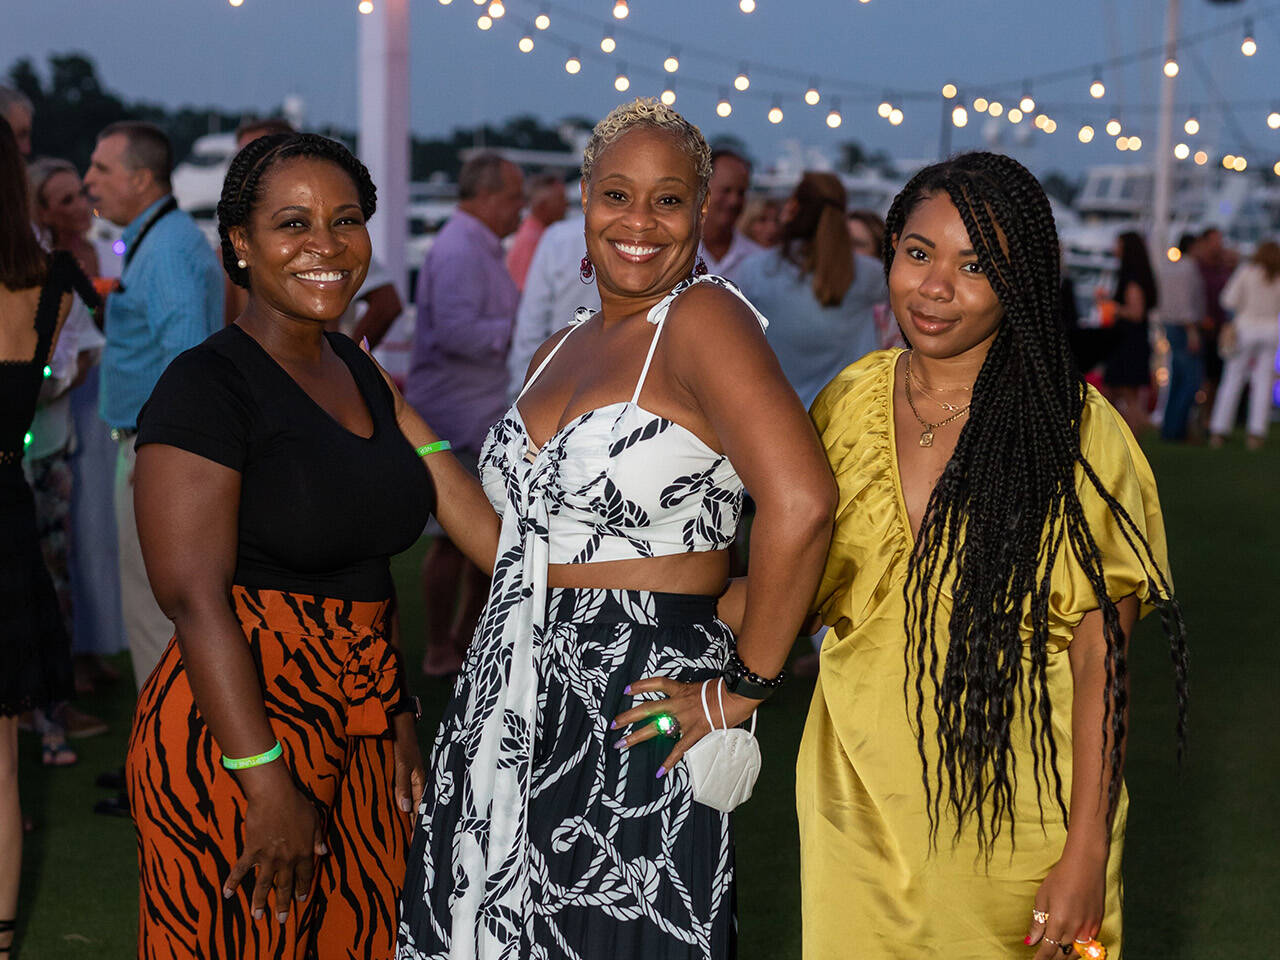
left=224, top=0, right=1280, bottom=175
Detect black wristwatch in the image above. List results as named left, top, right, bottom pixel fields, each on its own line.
left=390, top=694, right=422, bottom=723
left=722, top=648, right=786, bottom=700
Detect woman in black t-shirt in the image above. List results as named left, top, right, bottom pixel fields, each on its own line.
left=126, top=134, right=432, bottom=960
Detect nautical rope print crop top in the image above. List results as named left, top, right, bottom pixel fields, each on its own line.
left=478, top=274, right=769, bottom=565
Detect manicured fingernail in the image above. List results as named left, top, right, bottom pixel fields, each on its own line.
left=609, top=719, right=618, bottom=730
left=253, top=908, right=264, bottom=920
left=1024, top=936, right=1033, bottom=946
left=623, top=684, right=631, bottom=695
left=361, top=336, right=370, bottom=351
left=399, top=797, right=412, bottom=812
left=223, top=888, right=233, bottom=899
left=318, top=844, right=328, bottom=855
left=296, top=892, right=307, bottom=901
left=277, top=911, right=288, bottom=924
left=613, top=737, right=627, bottom=750
left=655, top=766, right=666, bottom=779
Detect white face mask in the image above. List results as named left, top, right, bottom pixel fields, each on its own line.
left=683, top=679, right=761, bottom=813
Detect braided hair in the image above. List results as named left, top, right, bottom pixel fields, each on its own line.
left=217, top=133, right=377, bottom=289
left=882, top=152, right=1189, bottom=855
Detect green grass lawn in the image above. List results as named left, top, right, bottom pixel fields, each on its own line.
left=13, top=434, right=1278, bottom=959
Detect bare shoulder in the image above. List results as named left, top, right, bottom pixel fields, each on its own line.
left=663, top=281, right=767, bottom=354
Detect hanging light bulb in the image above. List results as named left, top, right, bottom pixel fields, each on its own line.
left=358, top=0, right=374, bottom=12
left=1273, top=161, right=1280, bottom=177
left=987, top=100, right=1004, bottom=118
left=888, top=107, right=904, bottom=126
left=805, top=86, right=821, bottom=106
left=534, top=12, right=550, bottom=28
left=1223, top=154, right=1236, bottom=169
left=1184, top=117, right=1199, bottom=135
left=877, top=100, right=893, bottom=118
left=661, top=85, right=677, bottom=106
left=973, top=97, right=989, bottom=113
left=1008, top=108, right=1024, bottom=124
left=739, top=0, right=756, bottom=11
left=614, top=67, right=630, bottom=92
left=941, top=83, right=958, bottom=99
left=1163, top=58, right=1179, bottom=78
left=228, top=0, right=244, bottom=7
left=952, top=105, right=968, bottom=128
left=1242, top=20, right=1257, bottom=56
left=564, top=54, right=581, bottom=74
left=600, top=34, right=616, bottom=53
left=768, top=103, right=784, bottom=125
left=663, top=52, right=680, bottom=73
left=716, top=96, right=733, bottom=118
left=1089, top=75, right=1106, bottom=99
left=1078, top=124, right=1095, bottom=143
left=1106, top=118, right=1122, bottom=137
left=1233, top=156, right=1248, bottom=172
left=1173, top=142, right=1190, bottom=160
left=1019, top=93, right=1035, bottom=113
left=734, top=68, right=751, bottom=92
left=1042, top=118, right=1057, bottom=134
left=487, top=1, right=504, bottom=17
left=518, top=35, right=534, bottom=52
left=1194, top=150, right=1208, bottom=165
left=1167, top=247, right=1182, bottom=263
left=1267, top=111, right=1280, bottom=129
left=1116, top=136, right=1130, bottom=151
left=827, top=101, right=843, bottom=128
left=439, top=1, right=453, bottom=7
left=477, top=13, right=492, bottom=28
left=612, top=0, right=629, bottom=19
left=1128, top=135, right=1142, bottom=150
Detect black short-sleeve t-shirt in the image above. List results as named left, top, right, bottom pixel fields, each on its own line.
left=137, top=325, right=434, bottom=601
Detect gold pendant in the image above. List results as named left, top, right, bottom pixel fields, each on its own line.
left=919, top=431, right=934, bottom=447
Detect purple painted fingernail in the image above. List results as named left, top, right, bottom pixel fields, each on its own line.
left=361, top=336, right=371, bottom=351
left=623, top=684, right=632, bottom=695
left=613, top=737, right=628, bottom=750
left=655, top=767, right=667, bottom=779
left=223, top=888, right=233, bottom=900
left=277, top=911, right=288, bottom=924
left=609, top=720, right=618, bottom=730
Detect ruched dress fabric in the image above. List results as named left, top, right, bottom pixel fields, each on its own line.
left=796, top=349, right=1169, bottom=960
left=398, top=276, right=766, bottom=960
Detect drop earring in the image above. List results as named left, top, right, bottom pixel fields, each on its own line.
left=579, top=253, right=594, bottom=283
left=693, top=256, right=708, bottom=276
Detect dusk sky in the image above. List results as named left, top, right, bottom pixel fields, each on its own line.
left=8, top=0, right=1280, bottom=177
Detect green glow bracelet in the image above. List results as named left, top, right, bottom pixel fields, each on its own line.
left=416, top=440, right=452, bottom=457
left=220, top=740, right=283, bottom=770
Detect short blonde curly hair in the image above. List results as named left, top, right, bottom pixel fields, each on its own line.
left=581, top=97, right=713, bottom=202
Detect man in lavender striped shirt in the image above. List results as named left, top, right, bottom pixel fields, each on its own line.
left=406, top=152, right=524, bottom=676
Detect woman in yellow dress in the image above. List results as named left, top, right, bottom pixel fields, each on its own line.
left=796, top=153, right=1188, bottom=959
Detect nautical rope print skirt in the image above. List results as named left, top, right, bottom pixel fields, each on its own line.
left=127, top=586, right=412, bottom=960
left=399, top=587, right=737, bottom=960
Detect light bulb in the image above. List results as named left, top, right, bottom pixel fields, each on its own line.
left=661, top=88, right=676, bottom=106
left=826, top=108, right=842, bottom=129
left=716, top=99, right=733, bottom=118
left=614, top=73, right=630, bottom=92
left=613, top=0, right=629, bottom=19
left=1128, top=135, right=1141, bottom=150
left=487, top=1, right=504, bottom=16
left=1242, top=36, right=1257, bottom=56
left=1008, top=108, right=1023, bottom=124
left=1090, top=79, right=1105, bottom=99
left=988, top=101, right=1004, bottom=118
left=973, top=97, right=988, bottom=113
left=518, top=36, right=534, bottom=52
left=564, top=56, right=581, bottom=74
left=1019, top=95, right=1035, bottom=113
left=1106, top=119, right=1122, bottom=136
left=1222, top=154, right=1236, bottom=169
left=805, top=87, right=821, bottom=106
left=1273, top=161, right=1280, bottom=176
left=438, top=0, right=452, bottom=5
left=889, top=107, right=904, bottom=126
left=477, top=14, right=492, bottom=28
left=228, top=0, right=244, bottom=7
left=877, top=101, right=893, bottom=118
left=1167, top=247, right=1181, bottom=263
left=739, top=0, right=756, bottom=11
left=1116, top=136, right=1130, bottom=151
left=358, top=0, right=374, bottom=11
left=1163, top=58, right=1179, bottom=78
left=1194, top=150, right=1208, bottom=166
left=1043, top=118, right=1057, bottom=134
left=952, top=105, right=968, bottom=128
left=941, top=83, right=957, bottom=99
left=1233, top=156, right=1247, bottom=171
left=664, top=55, right=679, bottom=73
left=768, top=105, right=784, bottom=124
left=1173, top=143, right=1190, bottom=160
left=600, top=36, right=616, bottom=53
left=734, top=72, right=750, bottom=92
left=1184, top=117, right=1199, bottom=135
left=1077, top=125, right=1094, bottom=143
left=1268, top=112, right=1280, bottom=129
left=534, top=12, right=550, bottom=28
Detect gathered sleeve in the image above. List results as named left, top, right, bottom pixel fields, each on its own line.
left=1037, top=388, right=1172, bottom=643
left=136, top=346, right=255, bottom=472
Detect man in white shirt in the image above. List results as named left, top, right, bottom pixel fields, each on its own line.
left=698, top=150, right=760, bottom=281
left=506, top=217, right=600, bottom=399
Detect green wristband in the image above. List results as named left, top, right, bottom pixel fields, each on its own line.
left=416, top=440, right=452, bottom=457
left=220, top=740, right=283, bottom=770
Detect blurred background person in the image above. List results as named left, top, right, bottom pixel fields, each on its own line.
left=506, top=215, right=599, bottom=399
left=1100, top=230, right=1158, bottom=434
left=406, top=151, right=523, bottom=677
left=739, top=196, right=781, bottom=249
left=1158, top=233, right=1207, bottom=443
left=1191, top=226, right=1234, bottom=420
left=506, top=172, right=567, bottom=292
left=0, top=86, right=32, bottom=159
left=698, top=149, right=759, bottom=280
left=846, top=208, right=885, bottom=259
left=735, top=172, right=884, bottom=409
left=1208, top=239, right=1280, bottom=450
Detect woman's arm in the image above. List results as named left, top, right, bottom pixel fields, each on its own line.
left=1027, top=596, right=1138, bottom=958
left=1113, top=281, right=1147, bottom=322
left=134, top=444, right=322, bottom=921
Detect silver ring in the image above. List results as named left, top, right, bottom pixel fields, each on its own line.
left=1032, top=908, right=1050, bottom=924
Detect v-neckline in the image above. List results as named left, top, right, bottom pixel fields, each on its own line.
left=885, top=349, right=919, bottom=548
left=232, top=324, right=377, bottom=442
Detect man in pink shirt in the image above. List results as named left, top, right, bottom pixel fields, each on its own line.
left=506, top=174, right=567, bottom=291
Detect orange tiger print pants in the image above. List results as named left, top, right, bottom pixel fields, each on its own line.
left=127, top=586, right=411, bottom=959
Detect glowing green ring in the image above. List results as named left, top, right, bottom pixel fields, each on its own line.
left=654, top=714, right=679, bottom=738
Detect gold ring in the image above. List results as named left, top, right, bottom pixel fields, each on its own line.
left=1032, top=909, right=1049, bottom=924
left=1043, top=936, right=1060, bottom=946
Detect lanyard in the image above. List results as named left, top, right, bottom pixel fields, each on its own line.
left=118, top=197, right=179, bottom=289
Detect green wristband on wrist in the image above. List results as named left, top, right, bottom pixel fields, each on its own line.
left=220, top=740, right=283, bottom=770
left=415, top=440, right=452, bottom=458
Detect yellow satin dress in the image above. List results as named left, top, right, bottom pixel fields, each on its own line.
left=797, top=350, right=1169, bottom=960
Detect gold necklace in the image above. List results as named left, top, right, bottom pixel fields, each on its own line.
left=903, top=355, right=971, bottom=447
left=908, top=375, right=968, bottom=413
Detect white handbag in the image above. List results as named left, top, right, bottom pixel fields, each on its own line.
left=683, top=679, right=762, bottom=813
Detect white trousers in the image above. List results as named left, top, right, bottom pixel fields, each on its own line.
left=114, top=439, right=174, bottom=691
left=1209, top=324, right=1280, bottom=438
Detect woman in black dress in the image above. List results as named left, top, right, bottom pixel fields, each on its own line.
left=0, top=116, right=96, bottom=958
left=1101, top=230, right=1158, bottom=433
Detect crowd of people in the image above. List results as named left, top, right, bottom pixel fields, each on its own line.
left=2, top=77, right=1273, bottom=959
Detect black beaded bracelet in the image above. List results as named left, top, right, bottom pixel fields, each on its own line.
left=722, top=646, right=786, bottom=700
